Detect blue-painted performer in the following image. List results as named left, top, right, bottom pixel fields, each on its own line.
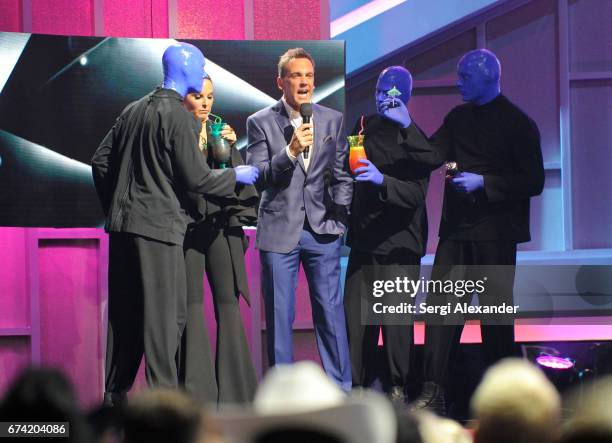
left=343, top=66, right=435, bottom=404
left=412, top=49, right=544, bottom=415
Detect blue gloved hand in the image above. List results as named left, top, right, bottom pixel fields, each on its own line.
left=234, top=165, right=259, bottom=185
left=450, top=172, right=484, bottom=194
left=378, top=97, right=411, bottom=128
left=354, top=159, right=384, bottom=186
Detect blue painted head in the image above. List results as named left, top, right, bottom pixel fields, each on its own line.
left=162, top=43, right=206, bottom=98
left=375, top=66, right=413, bottom=114
left=456, top=49, right=501, bottom=105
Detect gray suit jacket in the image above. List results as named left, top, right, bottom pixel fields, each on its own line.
left=246, top=100, right=353, bottom=253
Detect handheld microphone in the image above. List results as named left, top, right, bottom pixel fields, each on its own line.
left=300, top=103, right=313, bottom=159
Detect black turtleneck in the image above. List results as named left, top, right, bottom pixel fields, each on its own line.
left=431, top=94, right=545, bottom=242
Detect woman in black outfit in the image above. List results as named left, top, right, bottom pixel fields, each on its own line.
left=180, top=75, right=258, bottom=404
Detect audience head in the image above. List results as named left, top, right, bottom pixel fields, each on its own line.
left=216, top=361, right=396, bottom=443
left=0, top=366, right=94, bottom=443
left=470, top=358, right=561, bottom=443
left=415, top=411, right=471, bottom=443
left=394, top=408, right=423, bottom=443
left=562, top=375, right=612, bottom=443
left=123, top=388, right=208, bottom=443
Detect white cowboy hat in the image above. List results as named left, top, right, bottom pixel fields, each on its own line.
left=214, top=361, right=396, bottom=443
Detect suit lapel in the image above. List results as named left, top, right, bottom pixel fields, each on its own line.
left=308, top=105, right=326, bottom=172
left=273, top=100, right=305, bottom=173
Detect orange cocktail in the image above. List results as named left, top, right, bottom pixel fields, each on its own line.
left=347, top=134, right=367, bottom=174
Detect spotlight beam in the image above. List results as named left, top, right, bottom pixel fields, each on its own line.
left=45, top=38, right=112, bottom=86
left=0, top=32, right=31, bottom=94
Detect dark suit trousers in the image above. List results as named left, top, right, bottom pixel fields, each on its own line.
left=180, top=223, right=257, bottom=404
left=423, top=239, right=517, bottom=386
left=344, top=250, right=419, bottom=387
left=105, top=232, right=186, bottom=393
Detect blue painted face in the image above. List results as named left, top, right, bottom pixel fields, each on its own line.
left=375, top=66, right=412, bottom=115
left=162, top=43, right=206, bottom=97
left=456, top=50, right=501, bottom=105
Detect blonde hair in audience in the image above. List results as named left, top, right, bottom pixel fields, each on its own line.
left=563, top=375, right=612, bottom=443
left=471, top=358, right=561, bottom=443
left=417, top=411, right=472, bottom=443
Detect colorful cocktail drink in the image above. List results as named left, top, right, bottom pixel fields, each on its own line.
left=347, top=134, right=367, bottom=174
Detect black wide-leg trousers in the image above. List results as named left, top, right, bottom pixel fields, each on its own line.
left=180, top=223, right=256, bottom=404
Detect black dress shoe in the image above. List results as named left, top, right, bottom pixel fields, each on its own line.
left=389, top=385, right=406, bottom=407
left=408, top=381, right=446, bottom=416
left=103, top=392, right=127, bottom=409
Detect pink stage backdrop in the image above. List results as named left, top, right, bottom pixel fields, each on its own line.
left=31, top=0, right=94, bottom=35
left=4, top=0, right=330, bottom=39
left=102, top=0, right=169, bottom=38
left=0, top=0, right=21, bottom=32
left=177, top=0, right=245, bottom=39
left=0, top=229, right=28, bottom=330
left=38, top=239, right=104, bottom=406
left=253, top=0, right=329, bottom=39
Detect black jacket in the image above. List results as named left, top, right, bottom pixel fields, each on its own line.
left=92, top=88, right=236, bottom=245
left=347, top=115, right=432, bottom=257
left=184, top=121, right=258, bottom=228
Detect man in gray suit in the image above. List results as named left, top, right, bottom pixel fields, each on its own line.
left=247, top=48, right=353, bottom=389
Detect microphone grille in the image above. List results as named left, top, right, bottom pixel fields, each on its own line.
left=300, top=103, right=313, bottom=118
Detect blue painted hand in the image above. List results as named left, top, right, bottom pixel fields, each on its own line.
left=354, top=159, right=384, bottom=186
left=450, top=172, right=484, bottom=194
left=378, top=97, right=411, bottom=128
left=235, top=165, right=259, bottom=185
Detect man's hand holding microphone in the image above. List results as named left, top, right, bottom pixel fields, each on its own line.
left=289, top=122, right=313, bottom=158
left=288, top=103, right=313, bottom=159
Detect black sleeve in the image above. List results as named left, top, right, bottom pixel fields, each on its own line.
left=172, top=115, right=236, bottom=197
left=426, top=116, right=454, bottom=167
left=375, top=125, right=430, bottom=209
left=92, top=116, right=123, bottom=215
left=400, top=122, right=445, bottom=170
left=379, top=176, right=428, bottom=210
left=484, top=116, right=545, bottom=202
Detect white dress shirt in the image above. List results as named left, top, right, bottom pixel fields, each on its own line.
left=282, top=97, right=314, bottom=171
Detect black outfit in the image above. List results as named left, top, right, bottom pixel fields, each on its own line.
left=423, top=94, right=545, bottom=386
left=344, top=115, right=432, bottom=388
left=92, top=88, right=236, bottom=396
left=179, top=122, right=259, bottom=405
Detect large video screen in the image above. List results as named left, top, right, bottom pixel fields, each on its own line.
left=0, top=33, right=345, bottom=227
